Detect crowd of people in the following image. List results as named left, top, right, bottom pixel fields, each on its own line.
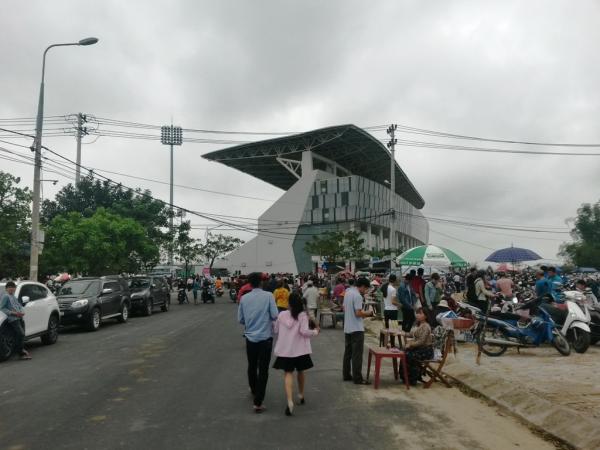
left=235, top=269, right=450, bottom=415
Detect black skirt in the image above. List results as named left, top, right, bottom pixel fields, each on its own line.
left=273, top=354, right=314, bottom=372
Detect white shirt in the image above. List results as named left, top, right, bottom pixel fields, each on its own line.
left=383, top=285, right=398, bottom=311
left=303, top=286, right=319, bottom=309
left=453, top=275, right=460, bottom=283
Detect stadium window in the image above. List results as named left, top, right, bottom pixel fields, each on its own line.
left=320, top=180, right=327, bottom=194
left=312, top=195, right=319, bottom=209
left=341, top=192, right=349, bottom=206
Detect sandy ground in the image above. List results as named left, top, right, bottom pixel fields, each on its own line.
left=448, top=342, right=600, bottom=420
left=361, top=384, right=558, bottom=450
left=362, top=318, right=564, bottom=449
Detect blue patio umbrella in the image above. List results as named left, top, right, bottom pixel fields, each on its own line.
left=485, top=246, right=542, bottom=263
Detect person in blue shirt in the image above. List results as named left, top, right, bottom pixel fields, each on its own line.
left=238, top=272, right=278, bottom=413
left=397, top=275, right=416, bottom=332
left=535, top=271, right=551, bottom=298
left=547, top=267, right=563, bottom=302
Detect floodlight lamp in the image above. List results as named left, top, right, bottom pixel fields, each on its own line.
left=78, top=37, right=99, bottom=46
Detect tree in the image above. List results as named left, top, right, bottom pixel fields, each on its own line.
left=198, top=233, right=244, bottom=270
left=560, top=201, right=600, bottom=267
left=339, top=230, right=367, bottom=261
left=0, top=172, right=32, bottom=278
left=40, top=208, right=159, bottom=275
left=41, top=175, right=171, bottom=251
left=175, top=221, right=201, bottom=276
left=304, top=230, right=367, bottom=271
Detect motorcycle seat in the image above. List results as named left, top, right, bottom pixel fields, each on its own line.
left=543, top=304, right=568, bottom=324
left=490, top=311, right=522, bottom=321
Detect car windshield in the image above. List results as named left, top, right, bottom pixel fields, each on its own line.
left=59, top=280, right=99, bottom=296
left=129, top=278, right=151, bottom=289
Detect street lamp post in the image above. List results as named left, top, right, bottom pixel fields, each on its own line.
left=29, top=37, right=98, bottom=281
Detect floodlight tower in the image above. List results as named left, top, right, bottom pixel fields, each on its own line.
left=161, top=124, right=183, bottom=266
left=387, top=124, right=397, bottom=270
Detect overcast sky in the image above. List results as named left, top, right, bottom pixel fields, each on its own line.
left=2, top=0, right=599, bottom=266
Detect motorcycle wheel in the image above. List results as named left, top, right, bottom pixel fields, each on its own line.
left=591, top=336, right=599, bottom=346
left=570, top=328, right=591, bottom=354
left=552, top=331, right=571, bottom=356
left=478, top=328, right=509, bottom=357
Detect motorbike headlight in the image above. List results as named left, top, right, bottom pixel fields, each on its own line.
left=72, top=299, right=89, bottom=308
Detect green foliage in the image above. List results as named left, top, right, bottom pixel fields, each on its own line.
left=175, top=221, right=201, bottom=275
left=0, top=172, right=32, bottom=278
left=560, top=201, right=600, bottom=267
left=304, top=230, right=366, bottom=267
left=369, top=246, right=405, bottom=260
left=199, top=233, right=244, bottom=269
left=40, top=208, right=159, bottom=275
left=41, top=175, right=170, bottom=248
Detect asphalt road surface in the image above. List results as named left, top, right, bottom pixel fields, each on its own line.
left=1, top=294, right=559, bottom=450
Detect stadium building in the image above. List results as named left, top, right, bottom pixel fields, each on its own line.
left=202, top=124, right=429, bottom=274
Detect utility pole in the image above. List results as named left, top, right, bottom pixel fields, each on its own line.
left=75, top=113, right=88, bottom=184
left=161, top=124, right=183, bottom=267
left=387, top=124, right=397, bottom=271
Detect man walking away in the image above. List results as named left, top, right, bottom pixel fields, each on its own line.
left=238, top=272, right=279, bottom=413
left=303, top=280, right=319, bottom=320
left=343, top=278, right=374, bottom=384
left=0, top=281, right=31, bottom=360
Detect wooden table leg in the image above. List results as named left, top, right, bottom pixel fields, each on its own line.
left=366, top=350, right=372, bottom=382
left=374, top=355, right=381, bottom=389
left=392, top=358, right=398, bottom=380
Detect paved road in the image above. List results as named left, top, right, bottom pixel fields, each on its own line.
left=1, top=295, right=559, bottom=450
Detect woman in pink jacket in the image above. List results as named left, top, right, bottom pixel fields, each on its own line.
left=273, top=292, right=319, bottom=416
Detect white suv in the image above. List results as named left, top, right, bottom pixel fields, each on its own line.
left=0, top=281, right=61, bottom=361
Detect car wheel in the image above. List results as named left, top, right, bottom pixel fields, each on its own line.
left=41, top=315, right=59, bottom=345
left=143, top=298, right=153, bottom=317
left=161, top=298, right=170, bottom=312
left=86, top=308, right=102, bottom=331
left=118, top=303, right=129, bottom=323
left=0, top=326, right=15, bottom=361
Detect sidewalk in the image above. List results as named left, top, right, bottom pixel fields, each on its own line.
left=364, top=318, right=600, bottom=450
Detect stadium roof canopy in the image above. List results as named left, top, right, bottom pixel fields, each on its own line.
left=202, top=124, right=425, bottom=209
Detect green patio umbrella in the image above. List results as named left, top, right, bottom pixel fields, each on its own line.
left=396, top=244, right=468, bottom=268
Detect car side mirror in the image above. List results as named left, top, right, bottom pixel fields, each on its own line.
left=21, top=296, right=30, bottom=304
left=102, top=288, right=113, bottom=295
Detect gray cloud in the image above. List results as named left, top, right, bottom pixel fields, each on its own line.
left=1, top=0, right=599, bottom=265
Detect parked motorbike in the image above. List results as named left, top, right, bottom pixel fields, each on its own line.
left=468, top=297, right=571, bottom=357
left=201, top=285, right=215, bottom=304
left=589, top=306, right=600, bottom=346
left=177, top=288, right=187, bottom=304
left=543, top=292, right=591, bottom=353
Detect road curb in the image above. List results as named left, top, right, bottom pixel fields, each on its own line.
left=444, top=359, right=600, bottom=450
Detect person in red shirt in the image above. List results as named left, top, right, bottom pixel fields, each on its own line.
left=410, top=268, right=426, bottom=307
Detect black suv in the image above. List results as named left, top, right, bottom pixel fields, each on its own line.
left=57, top=276, right=131, bottom=331
left=128, top=276, right=170, bottom=316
